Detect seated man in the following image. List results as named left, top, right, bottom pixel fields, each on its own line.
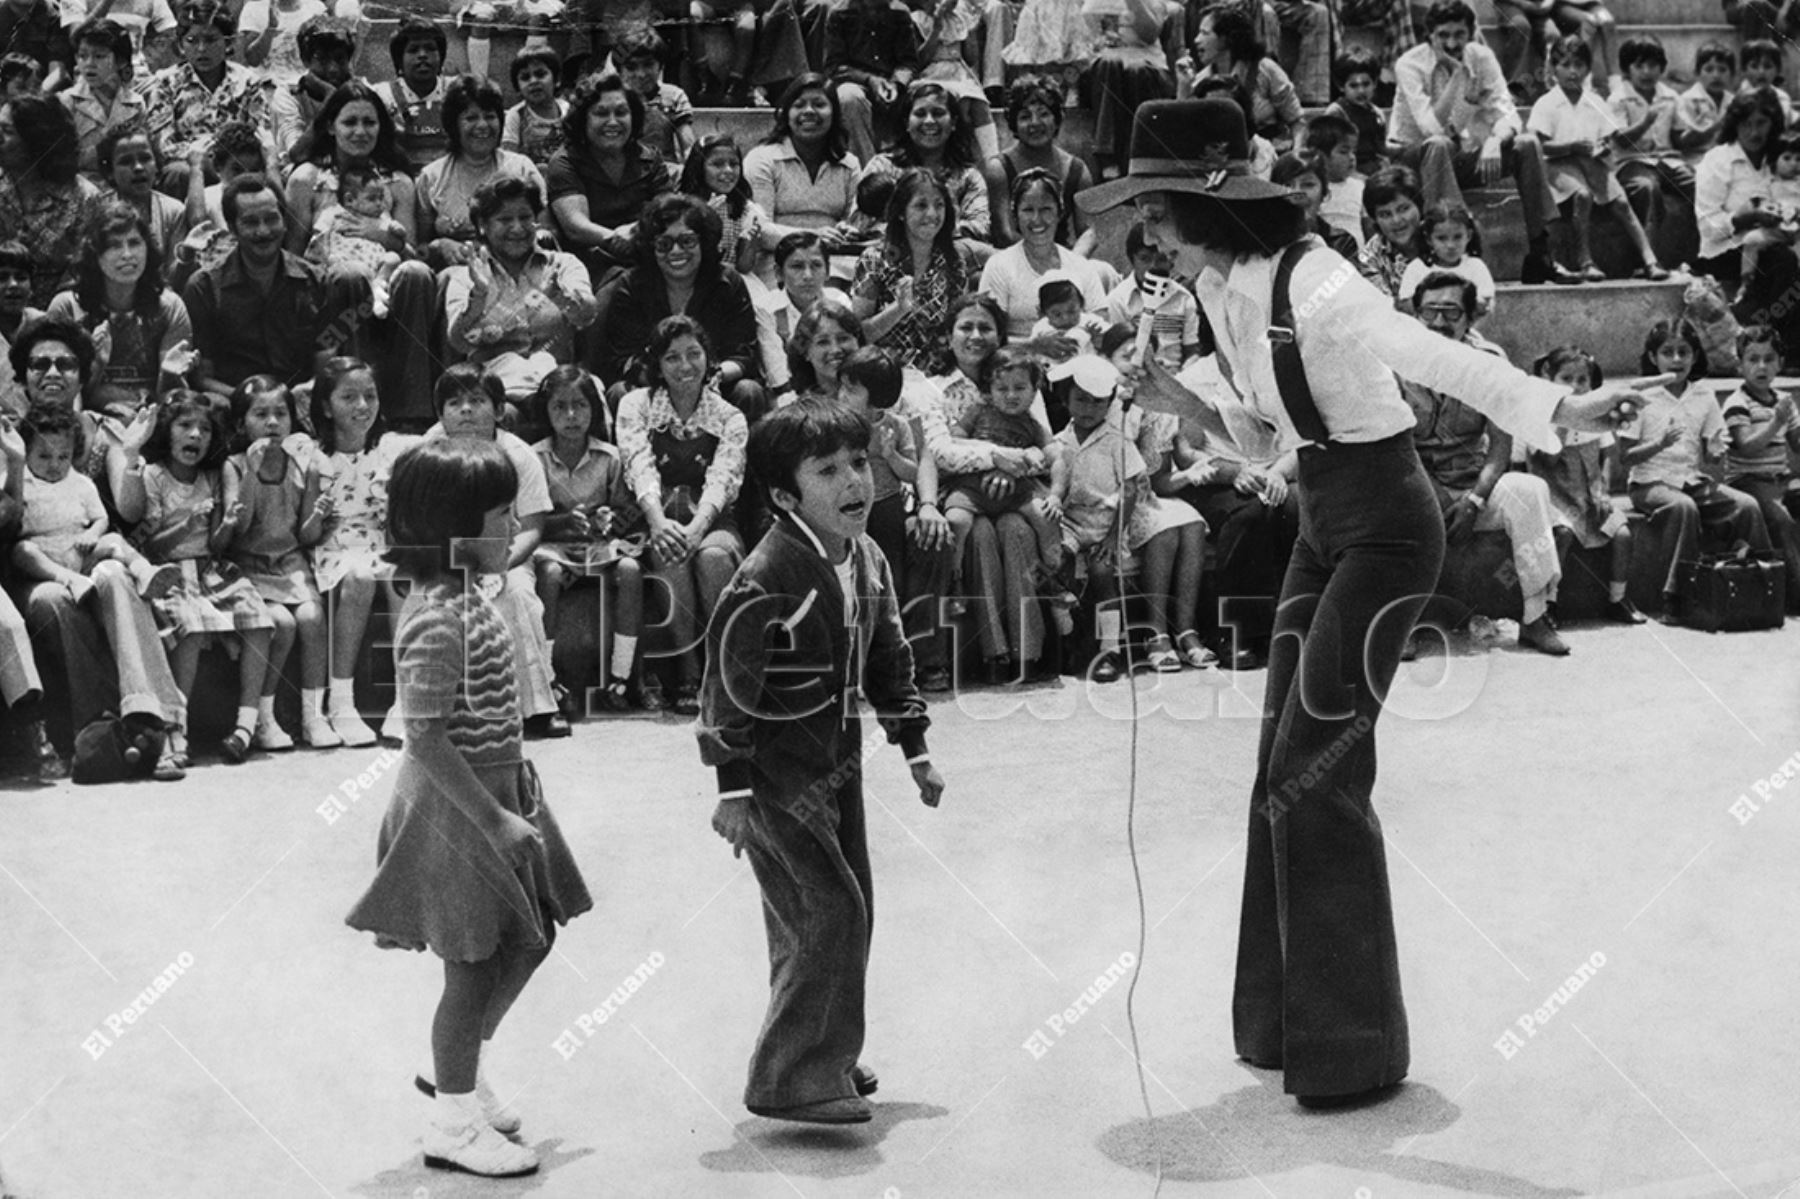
left=1404, top=271, right=1570, bottom=656
left=1388, top=0, right=1575, bottom=284
left=373, top=16, right=451, bottom=174
left=142, top=0, right=275, bottom=196
left=824, top=0, right=920, bottom=165
left=268, top=15, right=355, bottom=172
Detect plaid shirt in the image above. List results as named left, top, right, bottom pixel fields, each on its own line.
left=143, top=60, right=273, bottom=165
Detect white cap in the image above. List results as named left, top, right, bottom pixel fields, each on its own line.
left=1048, top=354, right=1120, bottom=396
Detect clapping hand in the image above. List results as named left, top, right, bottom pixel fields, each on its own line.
left=121, top=405, right=158, bottom=458
left=161, top=338, right=198, bottom=379
left=467, top=247, right=496, bottom=297
left=0, top=414, right=23, bottom=463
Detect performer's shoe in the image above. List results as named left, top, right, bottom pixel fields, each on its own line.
left=852, top=1065, right=878, bottom=1096
left=1517, top=616, right=1570, bottom=656
left=747, top=1096, right=873, bottom=1124
left=1294, top=1080, right=1404, bottom=1111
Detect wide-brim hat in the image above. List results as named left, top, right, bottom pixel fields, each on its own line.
left=1076, top=99, right=1302, bottom=214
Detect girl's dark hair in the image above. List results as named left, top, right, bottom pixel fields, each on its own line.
left=387, top=16, right=446, bottom=72
left=564, top=72, right=646, bottom=155
left=1694, top=41, right=1735, bottom=73
left=884, top=168, right=958, bottom=257
left=227, top=375, right=299, bottom=453
left=1037, top=278, right=1079, bottom=311
left=1095, top=322, right=1135, bottom=361
left=7, top=95, right=79, bottom=185
left=9, top=314, right=94, bottom=387
left=889, top=81, right=976, bottom=171
left=679, top=135, right=751, bottom=220
left=307, top=80, right=408, bottom=171
left=773, top=230, right=824, bottom=271
left=1333, top=46, right=1378, bottom=87
left=786, top=297, right=864, bottom=394
left=644, top=314, right=715, bottom=389
left=748, top=397, right=870, bottom=503
left=1740, top=38, right=1783, bottom=71
left=1008, top=166, right=1061, bottom=217
left=1418, top=200, right=1483, bottom=259
left=533, top=364, right=609, bottom=442
left=1722, top=87, right=1788, bottom=152
left=96, top=123, right=157, bottom=179
left=385, top=437, right=519, bottom=581
left=1005, top=76, right=1064, bottom=135
left=142, top=389, right=230, bottom=470
left=19, top=398, right=86, bottom=461
left=75, top=201, right=165, bottom=318
left=469, top=174, right=543, bottom=225
left=839, top=345, right=903, bottom=410
left=1736, top=322, right=1785, bottom=361
left=309, top=356, right=385, bottom=453
left=509, top=44, right=560, bottom=88
left=433, top=361, right=506, bottom=416
left=1640, top=318, right=1709, bottom=377
left=1165, top=191, right=1309, bottom=257
left=442, top=74, right=506, bottom=157
left=1201, top=7, right=1265, bottom=65
left=72, top=19, right=136, bottom=83
left=1548, top=33, right=1593, bottom=70
left=765, top=73, right=848, bottom=162
left=0, top=238, right=31, bottom=277
left=635, top=193, right=724, bottom=279
left=1532, top=344, right=1603, bottom=390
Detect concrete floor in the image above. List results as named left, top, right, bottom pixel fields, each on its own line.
left=2, top=617, right=1798, bottom=1199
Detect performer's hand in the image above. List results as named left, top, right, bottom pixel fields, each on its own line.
left=1553, top=374, right=1673, bottom=434
left=912, top=760, right=944, bottom=808
left=712, top=797, right=753, bottom=857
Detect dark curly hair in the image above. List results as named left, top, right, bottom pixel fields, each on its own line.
left=887, top=81, right=977, bottom=172
left=442, top=74, right=505, bottom=158
left=18, top=397, right=87, bottom=462
left=142, top=389, right=231, bottom=471
left=643, top=314, right=716, bottom=390
left=634, top=193, right=724, bottom=279
left=564, top=72, right=646, bottom=157
left=1005, top=76, right=1065, bottom=137
left=5, top=94, right=80, bottom=186
left=9, top=315, right=95, bottom=390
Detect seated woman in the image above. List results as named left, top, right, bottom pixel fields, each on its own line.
left=593, top=194, right=766, bottom=421
left=856, top=80, right=997, bottom=244
left=754, top=230, right=850, bottom=398
left=443, top=176, right=597, bottom=407
left=615, top=315, right=747, bottom=715
left=545, top=72, right=673, bottom=279
left=416, top=75, right=548, bottom=272
left=994, top=76, right=1094, bottom=248
left=742, top=73, right=864, bottom=283
left=978, top=167, right=1118, bottom=348
left=850, top=169, right=981, bottom=370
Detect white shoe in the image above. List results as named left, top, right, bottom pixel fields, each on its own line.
left=330, top=707, right=377, bottom=748
left=379, top=710, right=405, bottom=744
left=301, top=713, right=344, bottom=748
left=422, top=1118, right=537, bottom=1178
left=415, top=1067, right=521, bottom=1135
left=252, top=715, right=295, bottom=751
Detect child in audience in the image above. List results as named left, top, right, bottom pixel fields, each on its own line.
left=529, top=366, right=645, bottom=712
left=1529, top=36, right=1670, bottom=282
left=1031, top=272, right=1108, bottom=358
left=1399, top=203, right=1494, bottom=316
left=1, top=52, right=42, bottom=98
left=174, top=120, right=265, bottom=288
left=308, top=164, right=405, bottom=317
left=308, top=356, right=412, bottom=747
left=679, top=135, right=765, bottom=276
left=1742, top=133, right=1800, bottom=280
left=1738, top=39, right=1794, bottom=122
left=1675, top=42, right=1734, bottom=164
left=616, top=27, right=695, bottom=165
left=1103, top=222, right=1202, bottom=374
left=1721, top=324, right=1800, bottom=610
left=96, top=126, right=187, bottom=267
left=116, top=389, right=275, bottom=766
left=345, top=436, right=591, bottom=1181
left=836, top=345, right=921, bottom=603
left=1271, top=151, right=1360, bottom=261
left=218, top=375, right=336, bottom=749
left=1611, top=37, right=1695, bottom=262
left=0, top=242, right=35, bottom=415
left=1527, top=345, right=1645, bottom=624
left=755, top=232, right=847, bottom=395
left=1324, top=47, right=1385, bottom=177
left=1305, top=111, right=1366, bottom=251
left=1621, top=319, right=1769, bottom=622
left=502, top=45, right=567, bottom=168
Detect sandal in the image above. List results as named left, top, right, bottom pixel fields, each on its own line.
left=1146, top=634, right=1181, bottom=673
left=1175, top=629, right=1218, bottom=670
left=152, top=748, right=187, bottom=781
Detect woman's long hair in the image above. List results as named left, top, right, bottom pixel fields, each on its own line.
left=884, top=168, right=959, bottom=259
left=74, top=200, right=164, bottom=318
left=887, top=81, right=977, bottom=173
left=765, top=73, right=849, bottom=163
left=305, top=80, right=409, bottom=173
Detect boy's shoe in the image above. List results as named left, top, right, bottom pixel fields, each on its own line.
left=639, top=677, right=668, bottom=713
left=1604, top=598, right=1647, bottom=624
left=218, top=727, right=252, bottom=764
left=252, top=715, right=295, bottom=751
left=595, top=678, right=633, bottom=712
left=422, top=1118, right=538, bottom=1177
left=747, top=1095, right=872, bottom=1125
left=301, top=713, right=344, bottom=748
left=130, top=559, right=182, bottom=602
left=329, top=707, right=378, bottom=748
left=852, top=1065, right=879, bottom=1096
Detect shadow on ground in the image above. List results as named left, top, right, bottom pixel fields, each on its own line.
left=1099, top=1073, right=1581, bottom=1197
left=700, top=1101, right=948, bottom=1180
left=351, top=1137, right=594, bottom=1197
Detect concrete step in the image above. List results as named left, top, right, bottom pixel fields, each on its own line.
left=1483, top=276, right=1687, bottom=377
left=1607, top=0, right=1744, bottom=23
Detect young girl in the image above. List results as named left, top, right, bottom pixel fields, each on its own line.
left=116, top=391, right=276, bottom=766
left=615, top=316, right=748, bottom=714
left=1398, top=203, right=1496, bottom=317
left=529, top=366, right=646, bottom=712
left=1527, top=345, right=1645, bottom=624
left=219, top=376, right=337, bottom=749
left=345, top=437, right=591, bottom=1180
left=96, top=126, right=188, bottom=268
left=1621, top=320, right=1769, bottom=622
left=679, top=136, right=765, bottom=278
left=1741, top=132, right=1800, bottom=280
left=308, top=357, right=416, bottom=746
left=1721, top=324, right=1800, bottom=611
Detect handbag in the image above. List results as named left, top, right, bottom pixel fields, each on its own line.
left=1676, top=545, right=1787, bottom=633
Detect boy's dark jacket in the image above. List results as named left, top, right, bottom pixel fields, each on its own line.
left=697, top=514, right=929, bottom=827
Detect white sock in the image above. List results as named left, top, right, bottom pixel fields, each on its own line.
left=611, top=633, right=638, bottom=679
left=1609, top=580, right=1627, bottom=602
left=257, top=695, right=277, bottom=724
left=328, top=678, right=356, bottom=713
left=235, top=705, right=257, bottom=735
left=302, top=687, right=325, bottom=719
left=433, top=1089, right=479, bottom=1130
left=1096, top=608, right=1122, bottom=653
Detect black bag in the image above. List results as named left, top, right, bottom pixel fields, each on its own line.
left=71, top=713, right=166, bottom=785
left=1676, top=546, right=1787, bottom=633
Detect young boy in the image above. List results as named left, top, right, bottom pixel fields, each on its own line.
left=1609, top=36, right=1694, bottom=261
left=1527, top=35, right=1667, bottom=281
left=1305, top=110, right=1367, bottom=250
left=1322, top=48, right=1386, bottom=177
left=502, top=44, right=566, bottom=168
left=1103, top=223, right=1203, bottom=373
left=699, top=398, right=943, bottom=1126
left=1721, top=324, right=1800, bottom=610
left=1674, top=42, right=1734, bottom=164
left=141, top=1, right=275, bottom=195
left=172, top=118, right=264, bottom=289
left=373, top=17, right=450, bottom=173
left=615, top=27, right=694, bottom=167
left=1738, top=38, right=1795, bottom=123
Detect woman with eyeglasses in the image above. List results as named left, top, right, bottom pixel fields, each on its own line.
left=592, top=194, right=766, bottom=422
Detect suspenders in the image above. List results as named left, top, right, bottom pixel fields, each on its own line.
left=1268, top=238, right=1334, bottom=449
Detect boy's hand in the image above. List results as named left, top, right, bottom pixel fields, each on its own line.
left=1658, top=421, right=1682, bottom=449
left=311, top=491, right=335, bottom=524
left=712, top=797, right=753, bottom=857
left=912, top=760, right=944, bottom=808
left=1773, top=394, right=1797, bottom=426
